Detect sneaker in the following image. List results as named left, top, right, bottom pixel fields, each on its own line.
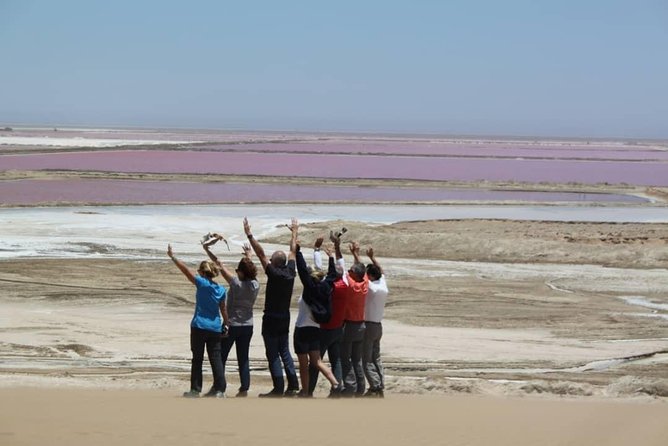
left=258, top=389, right=283, bottom=398
left=327, top=387, right=342, bottom=399
left=182, top=389, right=200, bottom=398
left=235, top=390, right=248, bottom=398
left=283, top=388, right=299, bottom=398
left=203, top=387, right=226, bottom=398
left=364, top=388, right=383, bottom=398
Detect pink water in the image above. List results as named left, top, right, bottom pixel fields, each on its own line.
left=1, top=151, right=666, bottom=186
left=203, top=142, right=668, bottom=161
left=0, top=179, right=645, bottom=205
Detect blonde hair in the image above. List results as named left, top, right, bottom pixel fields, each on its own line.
left=198, top=260, right=219, bottom=279
left=310, top=269, right=326, bottom=283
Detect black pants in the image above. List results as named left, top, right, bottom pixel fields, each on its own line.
left=190, top=326, right=226, bottom=393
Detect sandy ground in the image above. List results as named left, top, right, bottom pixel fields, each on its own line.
left=1, top=389, right=667, bottom=446
left=1, top=219, right=667, bottom=400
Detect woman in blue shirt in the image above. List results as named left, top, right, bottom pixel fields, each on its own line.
left=168, top=244, right=229, bottom=398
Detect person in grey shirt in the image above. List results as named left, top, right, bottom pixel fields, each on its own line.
left=205, top=238, right=260, bottom=397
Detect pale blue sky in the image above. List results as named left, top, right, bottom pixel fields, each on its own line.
left=1, top=1, right=667, bottom=138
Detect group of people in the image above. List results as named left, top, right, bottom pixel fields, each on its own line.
left=167, top=217, right=389, bottom=398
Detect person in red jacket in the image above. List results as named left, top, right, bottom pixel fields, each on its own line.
left=308, top=236, right=347, bottom=397
left=339, top=241, right=369, bottom=397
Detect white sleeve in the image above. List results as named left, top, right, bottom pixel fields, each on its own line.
left=313, top=250, right=323, bottom=270
left=337, top=258, right=349, bottom=285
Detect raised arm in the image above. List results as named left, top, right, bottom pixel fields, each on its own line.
left=333, top=236, right=343, bottom=260
left=313, top=236, right=324, bottom=270
left=288, top=217, right=298, bottom=261
left=349, top=241, right=362, bottom=264
left=203, top=244, right=234, bottom=285
left=242, top=243, right=253, bottom=260
left=324, top=245, right=337, bottom=280
left=167, top=244, right=196, bottom=285
left=244, top=217, right=269, bottom=270
left=295, top=246, right=313, bottom=288
left=366, top=247, right=383, bottom=275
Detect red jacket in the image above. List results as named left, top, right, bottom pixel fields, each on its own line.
left=321, top=278, right=347, bottom=329
left=344, top=273, right=369, bottom=322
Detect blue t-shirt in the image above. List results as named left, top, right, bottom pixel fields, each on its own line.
left=191, top=275, right=227, bottom=332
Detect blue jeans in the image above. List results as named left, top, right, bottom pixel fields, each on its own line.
left=221, top=325, right=253, bottom=392
left=308, top=326, right=343, bottom=394
left=190, top=327, right=226, bottom=393
left=263, top=333, right=299, bottom=392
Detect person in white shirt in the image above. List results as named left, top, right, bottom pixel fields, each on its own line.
left=362, top=247, right=388, bottom=397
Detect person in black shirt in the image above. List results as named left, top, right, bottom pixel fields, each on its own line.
left=244, top=217, right=300, bottom=397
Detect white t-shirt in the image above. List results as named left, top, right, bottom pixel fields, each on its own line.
left=295, top=296, right=319, bottom=328
left=364, top=275, right=388, bottom=323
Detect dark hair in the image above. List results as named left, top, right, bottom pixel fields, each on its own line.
left=366, top=264, right=381, bottom=281
left=350, top=262, right=366, bottom=281
left=237, top=257, right=257, bottom=281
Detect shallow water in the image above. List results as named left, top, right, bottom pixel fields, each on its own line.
left=2, top=150, right=667, bottom=186
left=0, top=179, right=647, bottom=205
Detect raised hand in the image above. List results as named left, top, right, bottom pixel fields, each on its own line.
left=243, top=217, right=252, bottom=236
left=289, top=217, right=299, bottom=233
left=366, top=247, right=374, bottom=259
left=242, top=243, right=253, bottom=258
left=167, top=244, right=174, bottom=258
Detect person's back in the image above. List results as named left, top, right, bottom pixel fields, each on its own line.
left=321, top=277, right=347, bottom=330
left=344, top=272, right=369, bottom=323
left=263, top=261, right=296, bottom=318
left=244, top=217, right=300, bottom=397
left=227, top=277, right=260, bottom=326
left=364, top=275, right=388, bottom=323
left=192, top=275, right=226, bottom=333
left=362, top=248, right=387, bottom=397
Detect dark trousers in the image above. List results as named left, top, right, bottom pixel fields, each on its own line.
left=220, top=325, right=253, bottom=392
left=263, top=333, right=299, bottom=392
left=190, top=326, right=226, bottom=393
left=308, top=326, right=344, bottom=394
left=341, top=321, right=366, bottom=394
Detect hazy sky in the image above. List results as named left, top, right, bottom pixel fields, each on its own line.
left=1, top=1, right=667, bottom=138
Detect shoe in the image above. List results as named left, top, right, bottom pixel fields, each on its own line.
left=283, top=388, right=299, bottom=398
left=327, top=387, right=342, bottom=399
left=364, top=388, right=384, bottom=398
left=203, top=387, right=226, bottom=398
left=297, top=390, right=312, bottom=398
left=258, top=390, right=283, bottom=398
left=235, top=390, right=248, bottom=398
left=182, top=389, right=200, bottom=398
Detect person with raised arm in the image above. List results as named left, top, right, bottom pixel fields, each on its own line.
left=243, top=217, right=300, bottom=397
left=362, top=247, right=389, bottom=397
left=339, top=240, right=370, bottom=397
left=293, top=239, right=340, bottom=396
left=308, top=235, right=347, bottom=397
left=168, top=244, right=228, bottom=398
left=204, top=238, right=260, bottom=397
